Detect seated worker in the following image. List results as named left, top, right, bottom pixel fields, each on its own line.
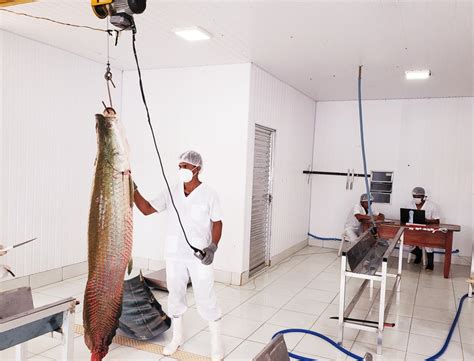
left=343, top=193, right=385, bottom=242
left=407, top=186, right=440, bottom=271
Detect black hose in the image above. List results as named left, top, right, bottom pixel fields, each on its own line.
left=130, top=24, right=203, bottom=257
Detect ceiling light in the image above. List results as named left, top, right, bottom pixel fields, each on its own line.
left=174, top=27, right=212, bottom=41
left=405, top=70, right=431, bottom=80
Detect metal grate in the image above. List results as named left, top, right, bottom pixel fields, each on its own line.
left=370, top=171, right=394, bottom=204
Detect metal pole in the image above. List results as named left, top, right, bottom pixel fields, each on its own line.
left=397, top=233, right=404, bottom=292
left=61, top=307, right=75, bottom=361
left=15, top=343, right=27, bottom=361
left=377, top=260, right=388, bottom=355
left=338, top=254, right=347, bottom=344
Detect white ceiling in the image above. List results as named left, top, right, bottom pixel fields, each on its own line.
left=0, top=0, right=472, bottom=101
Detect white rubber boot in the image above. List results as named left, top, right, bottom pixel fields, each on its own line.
left=209, top=319, right=224, bottom=361
left=163, top=316, right=184, bottom=356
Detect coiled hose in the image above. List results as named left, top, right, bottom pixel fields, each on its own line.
left=272, top=329, right=364, bottom=361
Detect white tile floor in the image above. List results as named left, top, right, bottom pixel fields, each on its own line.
left=1, top=246, right=472, bottom=360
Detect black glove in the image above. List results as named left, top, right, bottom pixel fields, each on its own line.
left=201, top=243, right=218, bottom=265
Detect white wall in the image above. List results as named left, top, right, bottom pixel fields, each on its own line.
left=0, top=31, right=123, bottom=278
left=121, top=64, right=251, bottom=277
left=245, top=65, right=316, bottom=268
left=310, top=97, right=473, bottom=261
left=0, top=31, right=4, bottom=251
left=472, top=94, right=474, bottom=275
left=122, top=63, right=317, bottom=278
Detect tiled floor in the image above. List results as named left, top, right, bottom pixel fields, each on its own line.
left=1, top=246, right=472, bottom=360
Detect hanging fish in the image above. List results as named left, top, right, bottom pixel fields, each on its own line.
left=84, top=109, right=134, bottom=361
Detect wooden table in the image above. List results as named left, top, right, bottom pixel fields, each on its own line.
left=363, top=221, right=461, bottom=278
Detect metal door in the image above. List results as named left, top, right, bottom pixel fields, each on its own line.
left=249, top=125, right=274, bottom=276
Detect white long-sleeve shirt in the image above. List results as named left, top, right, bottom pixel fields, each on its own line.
left=344, top=203, right=380, bottom=232
left=405, top=199, right=440, bottom=220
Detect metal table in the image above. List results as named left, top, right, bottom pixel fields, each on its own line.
left=338, top=227, right=405, bottom=355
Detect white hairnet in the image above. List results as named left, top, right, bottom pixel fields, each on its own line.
left=179, top=150, right=203, bottom=169
left=360, top=193, right=373, bottom=202
left=412, top=187, right=425, bottom=196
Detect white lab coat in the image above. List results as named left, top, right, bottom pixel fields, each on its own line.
left=343, top=203, right=380, bottom=242
left=151, top=183, right=223, bottom=321
left=406, top=199, right=440, bottom=253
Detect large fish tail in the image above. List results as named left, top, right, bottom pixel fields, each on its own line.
left=91, top=351, right=106, bottom=361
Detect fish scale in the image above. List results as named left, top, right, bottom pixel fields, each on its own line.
left=84, top=112, right=134, bottom=361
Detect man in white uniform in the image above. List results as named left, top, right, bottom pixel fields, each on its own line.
left=406, top=186, right=440, bottom=271
left=133, top=151, right=224, bottom=360
left=343, top=193, right=385, bottom=242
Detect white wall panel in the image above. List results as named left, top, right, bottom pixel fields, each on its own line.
left=246, top=65, right=316, bottom=266
left=0, top=31, right=123, bottom=277
left=0, top=31, right=4, bottom=250
left=310, top=98, right=473, bottom=259
left=121, top=64, right=251, bottom=274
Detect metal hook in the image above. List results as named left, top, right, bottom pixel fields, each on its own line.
left=103, top=62, right=116, bottom=110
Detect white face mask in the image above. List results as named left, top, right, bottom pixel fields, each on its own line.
left=178, top=167, right=196, bottom=183
left=414, top=198, right=423, bottom=205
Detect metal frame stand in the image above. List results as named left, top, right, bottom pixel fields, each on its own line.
left=0, top=292, right=76, bottom=361
left=338, top=228, right=405, bottom=355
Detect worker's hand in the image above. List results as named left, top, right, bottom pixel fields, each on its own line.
left=201, top=243, right=218, bottom=266
left=0, top=245, right=7, bottom=256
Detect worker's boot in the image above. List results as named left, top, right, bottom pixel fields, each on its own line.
left=209, top=319, right=224, bottom=361
left=163, top=316, right=184, bottom=356
left=426, top=252, right=434, bottom=272
left=411, top=247, right=422, bottom=264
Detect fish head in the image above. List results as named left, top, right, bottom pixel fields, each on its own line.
left=95, top=111, right=131, bottom=172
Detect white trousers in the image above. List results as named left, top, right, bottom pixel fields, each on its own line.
left=343, top=228, right=360, bottom=242
left=166, top=258, right=222, bottom=322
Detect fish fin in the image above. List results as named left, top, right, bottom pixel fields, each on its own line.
left=127, top=258, right=133, bottom=275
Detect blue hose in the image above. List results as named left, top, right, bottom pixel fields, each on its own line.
left=273, top=329, right=364, bottom=361
left=357, top=66, right=375, bottom=225
left=425, top=293, right=469, bottom=360
left=394, top=246, right=460, bottom=255
left=307, top=68, right=372, bottom=246
left=274, top=295, right=469, bottom=361
left=308, top=232, right=342, bottom=242
left=433, top=249, right=459, bottom=255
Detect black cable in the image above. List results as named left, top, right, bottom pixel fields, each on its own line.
left=6, top=268, right=15, bottom=278
left=130, top=24, right=204, bottom=258
left=0, top=8, right=115, bottom=34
